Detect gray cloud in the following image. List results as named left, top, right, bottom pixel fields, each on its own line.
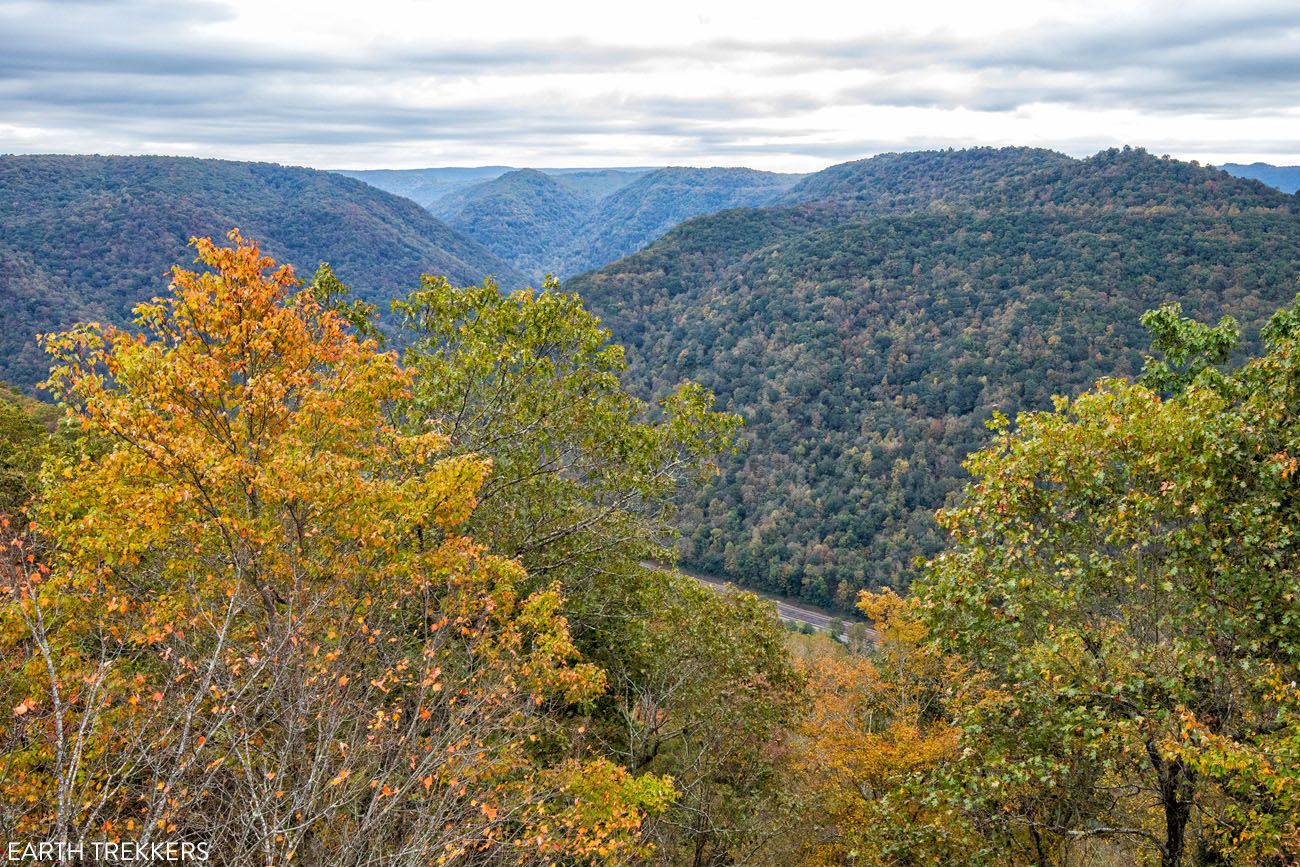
left=1, top=0, right=1298, bottom=166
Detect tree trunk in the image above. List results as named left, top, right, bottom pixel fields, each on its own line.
left=1148, top=740, right=1194, bottom=867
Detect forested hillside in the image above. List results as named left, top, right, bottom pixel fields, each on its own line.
left=339, top=165, right=649, bottom=212
left=779, top=146, right=1072, bottom=207
left=554, top=167, right=805, bottom=276
left=0, top=155, right=521, bottom=388
left=353, top=164, right=802, bottom=279
left=428, top=167, right=648, bottom=220
left=431, top=169, right=593, bottom=276
left=569, top=147, right=1300, bottom=608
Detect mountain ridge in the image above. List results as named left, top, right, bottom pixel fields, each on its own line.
left=0, top=154, right=523, bottom=389
left=349, top=164, right=805, bottom=279
left=568, top=147, right=1300, bottom=608
left=1221, top=161, right=1300, bottom=195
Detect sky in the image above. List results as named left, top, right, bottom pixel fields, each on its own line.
left=1, top=0, right=1298, bottom=172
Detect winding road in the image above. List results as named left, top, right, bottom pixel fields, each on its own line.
left=640, top=560, right=875, bottom=640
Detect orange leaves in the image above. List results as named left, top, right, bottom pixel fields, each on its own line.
left=2, top=232, right=675, bottom=866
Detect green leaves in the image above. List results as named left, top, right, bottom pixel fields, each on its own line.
left=394, top=275, right=739, bottom=609
left=1139, top=301, right=1240, bottom=395
left=919, top=297, right=1300, bottom=862
left=4, top=234, right=673, bottom=865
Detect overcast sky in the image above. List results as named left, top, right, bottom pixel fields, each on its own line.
left=1, top=0, right=1298, bottom=171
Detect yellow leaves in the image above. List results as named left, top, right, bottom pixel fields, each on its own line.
left=857, top=587, right=923, bottom=646
left=1, top=233, right=672, bottom=865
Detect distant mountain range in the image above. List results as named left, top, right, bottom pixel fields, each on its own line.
left=569, top=147, right=1300, bottom=607
left=342, top=165, right=804, bottom=278
left=1220, top=162, right=1300, bottom=194
left=0, top=155, right=522, bottom=388
left=336, top=166, right=655, bottom=211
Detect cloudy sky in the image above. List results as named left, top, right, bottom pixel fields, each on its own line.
left=1, top=0, right=1298, bottom=171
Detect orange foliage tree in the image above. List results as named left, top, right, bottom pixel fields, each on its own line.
left=785, top=590, right=989, bottom=867
left=0, top=232, right=670, bottom=865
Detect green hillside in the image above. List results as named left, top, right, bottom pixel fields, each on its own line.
left=568, top=147, right=1300, bottom=608
left=0, top=155, right=522, bottom=388
left=780, top=146, right=1072, bottom=208
left=432, top=169, right=591, bottom=277
left=557, top=167, right=805, bottom=276
left=429, top=167, right=648, bottom=220
left=547, top=168, right=651, bottom=201
left=425, top=166, right=803, bottom=279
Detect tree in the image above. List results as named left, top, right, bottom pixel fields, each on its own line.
left=0, top=385, right=55, bottom=516
left=600, top=574, right=804, bottom=866
left=394, top=275, right=739, bottom=619
left=392, top=275, right=805, bottom=864
left=0, top=232, right=670, bottom=865
left=1138, top=301, right=1239, bottom=395
left=918, top=297, right=1300, bottom=866
left=782, top=590, right=987, bottom=867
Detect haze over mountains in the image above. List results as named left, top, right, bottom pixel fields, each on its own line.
left=1221, top=162, right=1300, bottom=195
left=348, top=165, right=804, bottom=279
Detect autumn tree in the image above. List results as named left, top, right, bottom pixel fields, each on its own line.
left=779, top=590, right=988, bottom=867
left=918, top=297, right=1300, bottom=866
left=0, top=232, right=670, bottom=865
left=393, top=275, right=739, bottom=617
left=391, top=275, right=806, bottom=864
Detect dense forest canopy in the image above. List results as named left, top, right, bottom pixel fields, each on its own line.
left=3, top=190, right=1300, bottom=863
left=569, top=147, right=1300, bottom=608
left=0, top=155, right=523, bottom=389
left=431, top=169, right=595, bottom=278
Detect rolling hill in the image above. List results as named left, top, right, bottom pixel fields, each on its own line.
left=428, top=167, right=648, bottom=220
left=346, top=164, right=802, bottom=279
left=0, top=155, right=523, bottom=389
left=427, top=169, right=591, bottom=277
left=555, top=167, right=805, bottom=277
left=568, top=147, right=1300, bottom=609
left=339, top=166, right=651, bottom=213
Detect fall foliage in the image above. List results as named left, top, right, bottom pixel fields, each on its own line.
left=0, top=232, right=670, bottom=865
left=3, top=228, right=1300, bottom=867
